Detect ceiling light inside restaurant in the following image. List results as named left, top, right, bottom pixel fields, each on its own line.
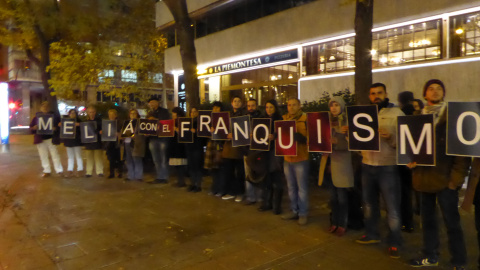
left=380, top=57, right=388, bottom=63
left=371, top=49, right=377, bottom=56
left=456, top=28, right=464, bottom=34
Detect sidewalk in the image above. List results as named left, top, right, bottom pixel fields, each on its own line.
left=0, top=135, right=477, bottom=270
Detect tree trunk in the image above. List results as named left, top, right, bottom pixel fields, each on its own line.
left=163, top=0, right=199, bottom=111
left=354, top=0, right=373, bottom=105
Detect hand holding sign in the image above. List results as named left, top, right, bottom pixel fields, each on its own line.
left=37, top=114, right=54, bottom=135
left=60, top=119, right=76, bottom=139
left=347, top=105, right=379, bottom=151
left=275, top=120, right=297, bottom=156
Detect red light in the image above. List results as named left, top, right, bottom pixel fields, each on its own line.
left=8, top=103, right=16, bottom=109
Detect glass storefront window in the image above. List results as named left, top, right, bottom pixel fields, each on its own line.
left=372, top=20, right=442, bottom=67
left=302, top=38, right=355, bottom=76
left=450, top=12, right=480, bottom=58
left=218, top=63, right=299, bottom=105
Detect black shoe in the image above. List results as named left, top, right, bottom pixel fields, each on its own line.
left=108, top=174, right=114, bottom=179
left=187, top=185, right=195, bottom=192
left=98, top=174, right=104, bottom=177
left=243, top=200, right=256, bottom=206
left=85, top=174, right=92, bottom=178
left=410, top=257, right=438, bottom=267
left=148, top=179, right=167, bottom=184
left=258, top=205, right=273, bottom=212
left=193, top=186, right=202, bottom=193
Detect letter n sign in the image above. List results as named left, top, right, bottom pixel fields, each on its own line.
left=397, top=115, right=435, bottom=166
left=447, top=102, right=480, bottom=157
left=346, top=105, right=379, bottom=151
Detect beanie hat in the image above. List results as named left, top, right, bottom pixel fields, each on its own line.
left=329, top=96, right=346, bottom=114
left=423, top=79, right=445, bottom=97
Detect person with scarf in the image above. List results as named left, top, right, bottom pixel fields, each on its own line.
left=355, top=83, right=404, bottom=259
left=280, top=97, right=309, bottom=225
left=409, top=79, right=471, bottom=270
left=318, top=96, right=354, bottom=236
left=257, top=99, right=284, bottom=215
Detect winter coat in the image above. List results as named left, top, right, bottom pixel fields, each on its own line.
left=282, top=111, right=309, bottom=163
left=412, top=105, right=471, bottom=193
left=222, top=109, right=244, bottom=159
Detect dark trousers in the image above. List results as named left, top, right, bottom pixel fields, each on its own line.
left=186, top=148, right=203, bottom=188
left=171, top=165, right=187, bottom=185
left=106, top=147, right=121, bottom=175
left=473, top=183, right=480, bottom=266
left=330, top=186, right=349, bottom=228
left=220, top=158, right=245, bottom=196
left=421, top=189, right=466, bottom=266
left=399, top=165, right=414, bottom=228
left=210, top=168, right=222, bottom=194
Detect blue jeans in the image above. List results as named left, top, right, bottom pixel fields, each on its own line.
left=421, top=188, right=466, bottom=266
left=362, top=164, right=402, bottom=247
left=125, top=142, right=143, bottom=180
left=330, top=186, right=349, bottom=228
left=148, top=138, right=169, bottom=180
left=284, top=160, right=309, bottom=216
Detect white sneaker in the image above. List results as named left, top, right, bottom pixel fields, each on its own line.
left=222, top=194, right=235, bottom=200
left=235, top=196, right=243, bottom=202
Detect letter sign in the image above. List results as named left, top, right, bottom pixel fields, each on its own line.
left=397, top=114, right=435, bottom=165
left=307, top=112, right=332, bottom=153
left=37, top=114, right=54, bottom=135
left=212, top=112, right=230, bottom=140
left=158, top=119, right=174, bottom=137
left=60, top=118, right=76, bottom=139
left=347, top=105, right=380, bottom=151
left=231, top=115, right=250, bottom=147
left=139, top=119, right=158, bottom=136
left=447, top=102, right=480, bottom=157
left=250, top=118, right=271, bottom=151
left=178, top=117, right=193, bottom=143
left=275, top=120, right=296, bottom=156
left=102, top=120, right=117, bottom=141
left=197, top=110, right=212, bottom=137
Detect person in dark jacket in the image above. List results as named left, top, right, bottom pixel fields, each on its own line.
left=242, top=98, right=268, bottom=206
left=409, top=79, right=471, bottom=269
left=84, top=106, right=104, bottom=177
left=147, top=97, right=171, bottom=184
left=61, top=109, right=83, bottom=177
left=124, top=109, right=146, bottom=181
left=169, top=107, right=188, bottom=187
left=186, top=107, right=206, bottom=192
left=29, top=101, right=63, bottom=177
left=220, top=96, right=246, bottom=202
left=258, top=99, right=284, bottom=215
left=104, top=109, right=122, bottom=178
left=205, top=101, right=224, bottom=196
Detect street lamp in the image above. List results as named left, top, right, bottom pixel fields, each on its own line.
left=0, top=82, right=9, bottom=146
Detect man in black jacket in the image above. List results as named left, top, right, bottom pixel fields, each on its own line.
left=147, top=97, right=171, bottom=184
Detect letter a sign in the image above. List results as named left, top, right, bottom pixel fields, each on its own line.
left=275, top=120, right=296, bottom=156
left=397, top=114, right=435, bottom=165
left=347, top=105, right=380, bottom=151
left=447, top=102, right=480, bottom=157
left=212, top=112, right=229, bottom=140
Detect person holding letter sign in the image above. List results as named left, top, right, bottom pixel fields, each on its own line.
left=322, top=97, right=354, bottom=237
left=61, top=109, right=83, bottom=177
left=124, top=109, right=146, bottom=181
left=281, top=97, right=309, bottom=225
left=147, top=97, right=171, bottom=184
left=220, top=96, right=246, bottom=202
left=205, top=102, right=225, bottom=196
left=355, top=83, right=404, bottom=259
left=29, top=101, right=63, bottom=177
left=84, top=106, right=104, bottom=177
left=169, top=107, right=188, bottom=187
left=409, top=80, right=471, bottom=269
left=258, top=99, right=284, bottom=215
left=186, top=107, right=206, bottom=192
left=104, top=109, right=122, bottom=179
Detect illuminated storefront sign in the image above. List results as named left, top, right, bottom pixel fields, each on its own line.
left=198, top=49, right=298, bottom=75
